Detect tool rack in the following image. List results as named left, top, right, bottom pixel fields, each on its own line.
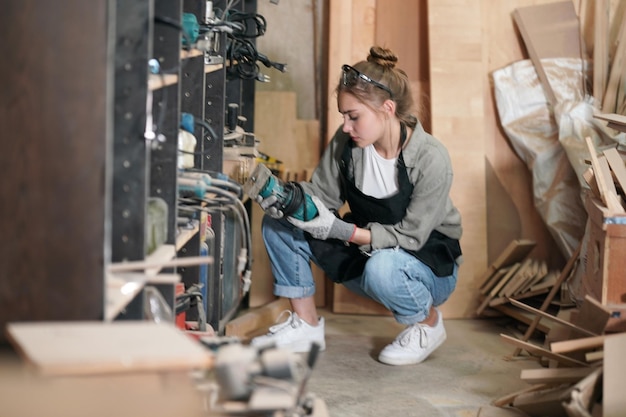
left=111, top=0, right=258, bottom=331
left=0, top=0, right=257, bottom=340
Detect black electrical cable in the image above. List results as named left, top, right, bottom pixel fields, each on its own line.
left=226, top=11, right=267, bottom=38
left=194, top=118, right=219, bottom=142
left=227, top=38, right=260, bottom=80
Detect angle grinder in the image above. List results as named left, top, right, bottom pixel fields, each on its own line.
left=244, top=164, right=318, bottom=221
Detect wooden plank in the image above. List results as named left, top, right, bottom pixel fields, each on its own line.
left=528, top=271, right=557, bottom=292
left=490, top=285, right=549, bottom=307
left=224, top=298, right=291, bottom=339
left=500, top=334, right=589, bottom=367
left=512, top=1, right=583, bottom=107
left=332, top=291, right=391, bottom=316
left=491, top=304, right=552, bottom=334
left=508, top=298, right=597, bottom=338
left=376, top=0, right=430, bottom=131
left=593, top=111, right=626, bottom=129
left=550, top=335, right=605, bottom=354
left=5, top=321, right=213, bottom=376
left=491, top=383, right=552, bottom=408
left=328, top=0, right=389, bottom=316
left=248, top=204, right=275, bottom=308
left=604, top=333, right=626, bottom=417
left=477, top=405, right=537, bottom=416
left=520, top=367, right=596, bottom=384
left=585, top=136, right=624, bottom=214
left=574, top=294, right=611, bottom=334
left=326, top=0, right=375, bottom=143
left=501, top=258, right=534, bottom=298
left=585, top=350, right=604, bottom=362
left=583, top=193, right=626, bottom=305
left=578, top=0, right=595, bottom=59
left=481, top=267, right=511, bottom=296
left=478, top=239, right=536, bottom=291
left=512, top=242, right=581, bottom=356
left=513, top=384, right=573, bottom=416
left=598, top=155, right=619, bottom=199
left=604, top=147, right=626, bottom=194
left=516, top=260, right=548, bottom=294
left=594, top=0, right=610, bottom=106
left=602, top=6, right=626, bottom=113
left=583, top=166, right=602, bottom=199
left=428, top=0, right=487, bottom=320
left=477, top=263, right=521, bottom=315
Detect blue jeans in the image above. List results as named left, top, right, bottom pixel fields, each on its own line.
left=262, top=216, right=458, bottom=325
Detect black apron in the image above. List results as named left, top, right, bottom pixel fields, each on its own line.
left=307, top=124, right=462, bottom=283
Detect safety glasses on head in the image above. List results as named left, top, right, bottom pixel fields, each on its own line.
left=341, top=64, right=393, bottom=99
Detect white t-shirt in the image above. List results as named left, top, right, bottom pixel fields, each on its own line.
left=361, top=144, right=399, bottom=198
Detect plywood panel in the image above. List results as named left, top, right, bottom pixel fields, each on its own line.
left=327, top=0, right=378, bottom=313
left=512, top=1, right=582, bottom=107
left=326, top=0, right=376, bottom=143
left=483, top=0, right=567, bottom=272
left=604, top=333, right=626, bottom=416
left=428, top=0, right=486, bottom=319
left=375, top=0, right=431, bottom=131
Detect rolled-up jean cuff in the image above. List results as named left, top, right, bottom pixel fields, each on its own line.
left=274, top=283, right=316, bottom=299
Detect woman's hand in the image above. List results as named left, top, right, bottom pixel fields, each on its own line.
left=255, top=194, right=284, bottom=218
left=288, top=196, right=356, bottom=241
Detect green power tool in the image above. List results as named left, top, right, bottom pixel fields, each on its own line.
left=244, top=164, right=318, bottom=221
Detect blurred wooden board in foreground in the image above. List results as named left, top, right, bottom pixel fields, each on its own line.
left=6, top=321, right=213, bottom=376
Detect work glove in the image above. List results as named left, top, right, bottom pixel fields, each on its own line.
left=288, top=196, right=356, bottom=241
left=255, top=194, right=284, bottom=218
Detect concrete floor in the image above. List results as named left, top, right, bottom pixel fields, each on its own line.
left=302, top=310, right=538, bottom=417
left=0, top=310, right=539, bottom=417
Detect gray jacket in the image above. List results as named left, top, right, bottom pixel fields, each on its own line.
left=300, top=122, right=463, bottom=258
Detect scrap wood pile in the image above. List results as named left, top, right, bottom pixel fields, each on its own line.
left=475, top=236, right=625, bottom=417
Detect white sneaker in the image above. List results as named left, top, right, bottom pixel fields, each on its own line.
left=250, top=311, right=326, bottom=353
left=378, top=308, right=446, bottom=365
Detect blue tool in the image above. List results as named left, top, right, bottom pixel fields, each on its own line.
left=244, top=164, right=318, bottom=221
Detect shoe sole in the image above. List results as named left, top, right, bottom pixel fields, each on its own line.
left=378, top=334, right=446, bottom=366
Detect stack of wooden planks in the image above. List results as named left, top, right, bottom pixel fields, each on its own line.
left=582, top=134, right=626, bottom=216
left=483, top=295, right=626, bottom=417
left=476, top=235, right=626, bottom=416
left=476, top=239, right=568, bottom=318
